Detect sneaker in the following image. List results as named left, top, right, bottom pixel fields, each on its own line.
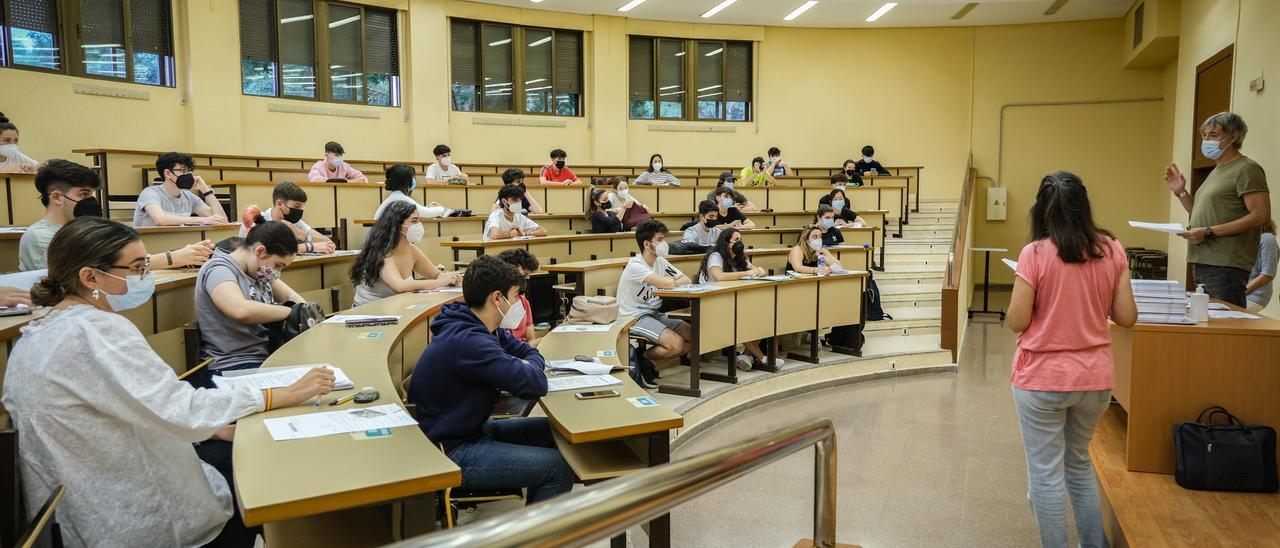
left=736, top=355, right=753, bottom=371
left=634, top=356, right=659, bottom=389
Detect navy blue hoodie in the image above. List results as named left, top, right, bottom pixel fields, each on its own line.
left=408, top=301, right=548, bottom=451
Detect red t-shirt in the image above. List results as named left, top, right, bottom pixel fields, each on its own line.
left=507, top=294, right=534, bottom=341
left=540, top=164, right=577, bottom=184
left=1011, top=237, right=1127, bottom=392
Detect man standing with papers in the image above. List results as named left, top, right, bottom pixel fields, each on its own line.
left=407, top=255, right=576, bottom=504
left=1165, top=112, right=1271, bottom=306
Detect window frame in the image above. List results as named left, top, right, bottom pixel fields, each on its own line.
left=449, top=17, right=582, bottom=118
left=239, top=0, right=400, bottom=107
left=629, top=35, right=752, bottom=122
left=1, top=0, right=176, bottom=87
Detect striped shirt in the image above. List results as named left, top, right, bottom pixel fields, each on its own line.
left=635, top=170, right=681, bottom=186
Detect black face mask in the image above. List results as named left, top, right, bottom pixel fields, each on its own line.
left=517, top=183, right=527, bottom=193
left=731, top=241, right=745, bottom=255
left=69, top=195, right=103, bottom=218
left=555, top=160, right=566, bottom=170
left=174, top=173, right=195, bottom=190
left=845, top=169, right=857, bottom=178
left=281, top=205, right=304, bottom=224
left=705, top=218, right=719, bottom=227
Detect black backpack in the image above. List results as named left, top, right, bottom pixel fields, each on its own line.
left=865, top=273, right=892, bottom=321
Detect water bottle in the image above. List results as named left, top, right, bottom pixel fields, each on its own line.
left=817, top=252, right=826, bottom=276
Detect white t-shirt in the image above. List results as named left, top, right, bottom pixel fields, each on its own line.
left=699, top=252, right=753, bottom=284
left=374, top=190, right=447, bottom=220
left=483, top=209, right=542, bottom=242
left=237, top=208, right=312, bottom=239
left=618, top=255, right=681, bottom=317
left=426, top=163, right=463, bottom=181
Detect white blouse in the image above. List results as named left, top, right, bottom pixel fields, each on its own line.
left=1, top=305, right=264, bottom=547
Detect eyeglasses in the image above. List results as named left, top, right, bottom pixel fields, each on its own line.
left=103, top=259, right=151, bottom=277
left=170, top=167, right=193, bottom=175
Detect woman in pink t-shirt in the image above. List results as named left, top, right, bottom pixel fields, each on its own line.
left=1006, top=171, right=1137, bottom=548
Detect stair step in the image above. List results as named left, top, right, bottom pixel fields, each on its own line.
left=861, top=332, right=943, bottom=355
left=879, top=264, right=945, bottom=274
left=879, top=304, right=942, bottom=321
left=878, top=283, right=941, bottom=295
left=865, top=323, right=941, bottom=337
left=881, top=294, right=942, bottom=304
left=865, top=317, right=941, bottom=331
left=876, top=272, right=944, bottom=284
left=884, top=243, right=953, bottom=253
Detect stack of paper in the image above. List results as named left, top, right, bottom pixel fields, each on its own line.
left=264, top=404, right=417, bottom=441
left=547, top=359, right=620, bottom=375
left=214, top=364, right=355, bottom=391
left=1132, top=280, right=1192, bottom=324
left=546, top=374, right=622, bottom=392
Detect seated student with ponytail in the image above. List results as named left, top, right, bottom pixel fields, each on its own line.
left=20, top=159, right=213, bottom=271
left=608, top=176, right=648, bottom=214
left=374, top=164, right=456, bottom=220
left=350, top=201, right=461, bottom=306
left=789, top=225, right=845, bottom=275
left=195, top=219, right=309, bottom=379
left=587, top=187, right=624, bottom=234
left=2, top=216, right=334, bottom=548
left=134, top=152, right=229, bottom=227
left=238, top=181, right=335, bottom=254
left=697, top=228, right=779, bottom=370
left=815, top=204, right=845, bottom=247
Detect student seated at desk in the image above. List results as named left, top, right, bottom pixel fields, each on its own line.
left=816, top=205, right=844, bottom=247
left=426, top=144, right=469, bottom=183
left=374, top=164, right=455, bottom=219
left=841, top=159, right=865, bottom=187
left=819, top=174, right=864, bottom=211
left=486, top=185, right=548, bottom=241
left=789, top=225, right=844, bottom=275
left=408, top=255, right=575, bottom=504
left=21, top=159, right=214, bottom=271
left=308, top=140, right=369, bottom=183
left=1005, top=171, right=1136, bottom=548
left=855, top=145, right=891, bottom=176
left=587, top=187, right=624, bottom=234
left=704, top=172, right=760, bottom=213
left=697, top=228, right=779, bottom=370
left=714, top=187, right=756, bottom=230
left=766, top=146, right=793, bottom=177
left=2, top=216, right=334, bottom=548
left=0, top=113, right=37, bottom=173
left=351, top=201, right=460, bottom=306
left=489, top=168, right=545, bottom=214
left=134, top=152, right=229, bottom=227
left=1246, top=220, right=1277, bottom=313
left=635, top=153, right=681, bottom=186
left=619, top=220, right=693, bottom=388
left=195, top=220, right=309, bottom=378
left=497, top=248, right=542, bottom=347
left=822, top=188, right=866, bottom=227
left=539, top=148, right=579, bottom=185
left=608, top=176, right=648, bottom=213
left=682, top=200, right=721, bottom=246
left=740, top=156, right=778, bottom=187
left=238, top=181, right=336, bottom=254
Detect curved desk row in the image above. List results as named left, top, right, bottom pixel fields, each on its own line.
left=0, top=224, right=241, bottom=273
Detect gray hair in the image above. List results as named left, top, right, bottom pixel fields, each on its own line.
left=1200, top=112, right=1248, bottom=149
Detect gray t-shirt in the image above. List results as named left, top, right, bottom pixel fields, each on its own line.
left=704, top=189, right=748, bottom=205
left=133, top=185, right=205, bottom=227
left=682, top=223, right=721, bottom=246
left=195, top=249, right=275, bottom=371
left=1248, top=232, right=1278, bottom=307
left=18, top=219, right=61, bottom=271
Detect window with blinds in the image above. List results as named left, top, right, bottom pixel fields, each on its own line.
left=449, top=18, right=583, bottom=117
left=2, top=0, right=175, bottom=86
left=629, top=36, right=752, bottom=122
left=237, top=1, right=400, bottom=106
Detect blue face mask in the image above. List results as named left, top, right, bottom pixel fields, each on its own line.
left=408, top=178, right=417, bottom=193
left=1200, top=140, right=1224, bottom=160
left=720, top=198, right=734, bottom=208
left=832, top=199, right=846, bottom=210
left=97, top=270, right=156, bottom=312
left=821, top=218, right=834, bottom=230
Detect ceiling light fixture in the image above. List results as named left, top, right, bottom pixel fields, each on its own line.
left=783, top=1, right=818, bottom=21
left=704, top=47, right=723, bottom=57
left=1044, top=0, right=1069, bottom=15
left=617, top=0, right=648, bottom=12
left=674, top=51, right=686, bottom=57
left=280, top=14, right=314, bottom=24
left=701, top=0, right=737, bottom=18
left=488, top=38, right=512, bottom=46
left=865, top=2, right=897, bottom=22
left=328, top=15, right=361, bottom=28
left=528, top=36, right=552, bottom=47
left=950, top=2, right=978, bottom=20
left=531, top=0, right=544, bottom=3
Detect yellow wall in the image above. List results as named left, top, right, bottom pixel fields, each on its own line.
left=1162, top=0, right=1280, bottom=314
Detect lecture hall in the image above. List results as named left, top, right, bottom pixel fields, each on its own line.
left=1, top=0, right=1278, bottom=546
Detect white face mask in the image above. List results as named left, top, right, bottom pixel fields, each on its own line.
left=863, top=156, right=873, bottom=163
left=499, top=296, right=526, bottom=329
left=652, top=161, right=663, bottom=171
left=0, top=144, right=18, bottom=158
left=808, top=238, right=823, bottom=252
left=330, top=156, right=345, bottom=166
left=440, top=155, right=452, bottom=167
left=96, top=270, right=156, bottom=312
left=618, top=189, right=630, bottom=198
left=507, top=201, right=523, bottom=214
left=652, top=240, right=669, bottom=258
left=403, top=222, right=425, bottom=244
left=769, top=156, right=780, bottom=163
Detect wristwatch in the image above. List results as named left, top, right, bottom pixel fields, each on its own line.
left=1204, top=226, right=1216, bottom=242
left=200, top=190, right=216, bottom=199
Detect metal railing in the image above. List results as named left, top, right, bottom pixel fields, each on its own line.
left=389, top=418, right=839, bottom=548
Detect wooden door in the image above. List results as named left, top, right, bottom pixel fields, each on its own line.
left=1186, top=45, right=1233, bottom=287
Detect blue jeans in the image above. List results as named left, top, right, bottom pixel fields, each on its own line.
left=446, top=417, right=577, bottom=504
left=1013, top=388, right=1111, bottom=548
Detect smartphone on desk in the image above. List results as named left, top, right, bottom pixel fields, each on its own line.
left=575, top=389, right=620, bottom=400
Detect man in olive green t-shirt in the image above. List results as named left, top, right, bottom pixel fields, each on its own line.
left=1164, top=112, right=1272, bottom=307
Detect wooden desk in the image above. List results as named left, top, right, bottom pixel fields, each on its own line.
left=0, top=224, right=241, bottom=273
left=537, top=318, right=683, bottom=547
left=233, top=291, right=463, bottom=526
left=654, top=271, right=867, bottom=397
left=545, top=245, right=871, bottom=301
left=440, top=227, right=878, bottom=269
left=1110, top=307, right=1280, bottom=474
left=2, top=173, right=40, bottom=227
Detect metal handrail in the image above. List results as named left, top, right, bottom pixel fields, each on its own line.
left=389, top=418, right=839, bottom=548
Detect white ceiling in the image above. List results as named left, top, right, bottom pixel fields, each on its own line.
left=462, top=0, right=1133, bottom=28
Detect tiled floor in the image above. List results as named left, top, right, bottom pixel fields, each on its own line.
left=668, top=317, right=1046, bottom=547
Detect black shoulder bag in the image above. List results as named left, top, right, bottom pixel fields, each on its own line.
left=1174, top=406, right=1278, bottom=493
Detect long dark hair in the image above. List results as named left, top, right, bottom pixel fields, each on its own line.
left=587, top=187, right=611, bottom=221
left=1029, top=171, right=1114, bottom=263
left=31, top=217, right=139, bottom=306
left=698, top=228, right=748, bottom=281
left=646, top=153, right=666, bottom=173
left=351, top=200, right=415, bottom=286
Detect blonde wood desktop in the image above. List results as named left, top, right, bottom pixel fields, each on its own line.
left=1110, top=306, right=1280, bottom=475
left=0, top=224, right=240, bottom=273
